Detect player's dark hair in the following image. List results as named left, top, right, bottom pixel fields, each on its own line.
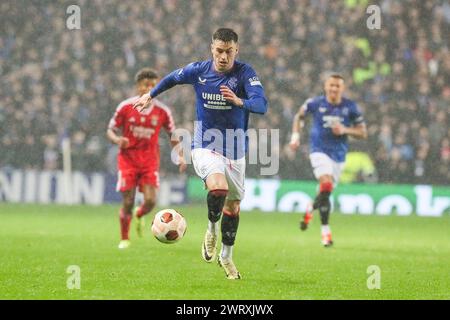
left=325, top=72, right=345, bottom=82
left=135, top=68, right=159, bottom=83
left=330, top=74, right=344, bottom=81
left=212, top=28, right=238, bottom=43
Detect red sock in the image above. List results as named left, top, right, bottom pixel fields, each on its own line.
left=120, top=208, right=132, bottom=240
left=136, top=204, right=152, bottom=218
left=304, top=212, right=313, bottom=224
left=319, top=181, right=333, bottom=193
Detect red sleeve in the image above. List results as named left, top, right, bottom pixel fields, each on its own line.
left=108, top=103, right=128, bottom=130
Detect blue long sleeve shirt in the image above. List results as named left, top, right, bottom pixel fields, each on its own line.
left=150, top=60, right=268, bottom=159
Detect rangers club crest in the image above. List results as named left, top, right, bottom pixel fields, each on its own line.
left=227, top=77, right=238, bottom=90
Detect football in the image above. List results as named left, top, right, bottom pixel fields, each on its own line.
left=151, top=209, right=187, bottom=244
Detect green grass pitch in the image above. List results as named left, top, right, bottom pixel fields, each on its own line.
left=0, top=203, right=448, bottom=300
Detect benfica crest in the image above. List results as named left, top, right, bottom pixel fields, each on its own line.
left=151, top=115, right=159, bottom=126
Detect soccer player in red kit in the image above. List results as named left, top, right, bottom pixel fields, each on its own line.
left=107, top=68, right=186, bottom=249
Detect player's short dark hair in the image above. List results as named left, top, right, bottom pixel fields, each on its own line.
left=324, top=71, right=345, bottom=82
left=135, top=68, right=159, bottom=83
left=212, top=28, right=238, bottom=43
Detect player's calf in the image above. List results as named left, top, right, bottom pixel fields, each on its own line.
left=221, top=210, right=239, bottom=247
left=134, top=199, right=156, bottom=237
left=207, top=189, right=228, bottom=233
left=136, top=199, right=156, bottom=218
left=218, top=206, right=241, bottom=280
left=220, top=206, right=239, bottom=259
left=133, top=206, right=145, bottom=238
left=202, top=189, right=228, bottom=262
left=119, top=208, right=132, bottom=242
left=119, top=190, right=135, bottom=242
left=313, top=181, right=333, bottom=225
left=313, top=181, right=334, bottom=247
left=122, top=198, right=134, bottom=216
left=135, top=186, right=158, bottom=237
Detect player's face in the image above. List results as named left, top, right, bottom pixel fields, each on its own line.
left=324, top=77, right=345, bottom=103
left=136, top=78, right=158, bottom=96
left=211, top=40, right=238, bottom=73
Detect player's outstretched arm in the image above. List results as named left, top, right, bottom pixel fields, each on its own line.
left=134, top=63, right=198, bottom=112
left=289, top=105, right=306, bottom=151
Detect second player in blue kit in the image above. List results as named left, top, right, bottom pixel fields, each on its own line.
left=290, top=73, right=367, bottom=246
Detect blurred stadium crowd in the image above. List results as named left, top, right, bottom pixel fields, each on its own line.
left=1, top=0, right=449, bottom=184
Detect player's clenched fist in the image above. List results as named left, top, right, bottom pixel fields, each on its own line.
left=116, top=137, right=129, bottom=149
left=331, top=122, right=347, bottom=136
left=133, top=93, right=152, bottom=112
left=220, top=85, right=243, bottom=107
left=289, top=132, right=301, bottom=151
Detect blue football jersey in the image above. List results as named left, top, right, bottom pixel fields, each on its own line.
left=150, top=60, right=268, bottom=160
left=304, top=96, right=365, bottom=162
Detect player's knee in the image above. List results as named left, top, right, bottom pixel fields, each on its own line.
left=124, top=199, right=134, bottom=208
left=206, top=174, right=228, bottom=191
left=122, top=196, right=134, bottom=211
left=122, top=205, right=133, bottom=215
left=223, top=202, right=240, bottom=217
left=223, top=208, right=239, bottom=217
left=313, top=181, right=332, bottom=210
left=208, top=183, right=228, bottom=192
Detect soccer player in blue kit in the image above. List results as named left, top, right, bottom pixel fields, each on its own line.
left=289, top=73, right=367, bottom=247
left=134, top=28, right=268, bottom=279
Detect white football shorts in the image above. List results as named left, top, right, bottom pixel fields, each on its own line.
left=309, top=152, right=345, bottom=184
left=191, top=148, right=245, bottom=201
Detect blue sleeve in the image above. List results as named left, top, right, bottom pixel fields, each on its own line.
left=350, top=102, right=365, bottom=125
left=241, top=66, right=268, bottom=114
left=150, top=62, right=199, bottom=98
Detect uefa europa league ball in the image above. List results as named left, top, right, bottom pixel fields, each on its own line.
left=151, top=209, right=187, bottom=244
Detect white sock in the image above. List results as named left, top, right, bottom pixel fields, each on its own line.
left=221, top=244, right=233, bottom=260
left=321, top=225, right=331, bottom=235
left=208, top=221, right=219, bottom=236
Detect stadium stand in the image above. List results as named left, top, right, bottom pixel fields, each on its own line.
left=0, top=0, right=449, bottom=184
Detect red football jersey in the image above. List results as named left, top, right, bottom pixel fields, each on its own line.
left=108, top=96, right=175, bottom=170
